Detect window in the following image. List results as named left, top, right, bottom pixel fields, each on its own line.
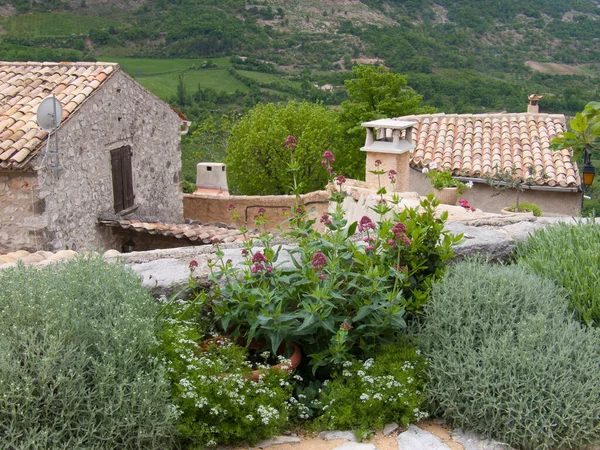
left=110, top=146, right=134, bottom=213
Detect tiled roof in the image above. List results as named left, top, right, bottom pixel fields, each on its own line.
left=0, top=61, right=118, bottom=170
left=99, top=219, right=249, bottom=244
left=399, top=113, right=578, bottom=188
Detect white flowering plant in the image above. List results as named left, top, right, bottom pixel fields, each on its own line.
left=158, top=301, right=293, bottom=448
left=313, top=341, right=428, bottom=439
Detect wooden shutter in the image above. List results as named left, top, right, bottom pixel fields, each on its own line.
left=110, top=146, right=134, bottom=213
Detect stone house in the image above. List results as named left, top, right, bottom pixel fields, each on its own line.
left=0, top=61, right=184, bottom=252
left=362, top=108, right=581, bottom=216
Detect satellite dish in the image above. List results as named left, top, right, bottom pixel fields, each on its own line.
left=36, top=96, right=63, bottom=132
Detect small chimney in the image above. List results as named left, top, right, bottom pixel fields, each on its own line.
left=360, top=118, right=417, bottom=193
left=194, top=162, right=229, bottom=196
left=528, top=94, right=543, bottom=114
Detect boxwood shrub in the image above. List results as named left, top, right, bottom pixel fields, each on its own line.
left=0, top=257, right=177, bottom=449
left=420, top=258, right=600, bottom=450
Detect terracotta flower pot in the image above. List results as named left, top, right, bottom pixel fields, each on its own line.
left=199, top=336, right=302, bottom=382
left=433, top=187, right=459, bottom=205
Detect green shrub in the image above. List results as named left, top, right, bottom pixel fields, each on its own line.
left=0, top=257, right=177, bottom=449
left=159, top=301, right=293, bottom=447
left=313, top=342, right=428, bottom=439
left=420, top=259, right=600, bottom=450
left=517, top=221, right=600, bottom=326
left=507, top=201, right=542, bottom=216
left=224, top=101, right=338, bottom=195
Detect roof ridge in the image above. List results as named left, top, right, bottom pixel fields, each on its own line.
left=398, top=112, right=566, bottom=119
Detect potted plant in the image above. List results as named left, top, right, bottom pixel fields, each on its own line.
left=422, top=162, right=472, bottom=205
left=484, top=164, right=545, bottom=215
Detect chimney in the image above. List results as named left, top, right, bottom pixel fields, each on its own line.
left=194, top=162, right=229, bottom=196
left=361, top=118, right=417, bottom=193
left=528, top=94, right=543, bottom=114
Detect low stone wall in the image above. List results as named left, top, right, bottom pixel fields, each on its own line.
left=183, top=190, right=330, bottom=230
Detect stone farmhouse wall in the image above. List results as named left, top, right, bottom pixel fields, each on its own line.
left=409, top=170, right=581, bottom=217
left=18, top=70, right=184, bottom=252
left=0, top=172, right=42, bottom=252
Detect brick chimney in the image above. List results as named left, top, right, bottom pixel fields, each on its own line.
left=528, top=94, right=543, bottom=114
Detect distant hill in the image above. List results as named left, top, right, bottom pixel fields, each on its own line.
left=0, top=0, right=597, bottom=115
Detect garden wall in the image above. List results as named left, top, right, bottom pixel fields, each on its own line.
left=183, top=190, right=330, bottom=230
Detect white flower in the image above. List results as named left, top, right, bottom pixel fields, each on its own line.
left=429, top=162, right=438, bottom=169
left=360, top=393, right=370, bottom=401
left=466, top=180, right=474, bottom=188
left=422, top=167, right=429, bottom=174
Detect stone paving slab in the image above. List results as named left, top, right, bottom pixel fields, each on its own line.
left=396, top=424, right=451, bottom=450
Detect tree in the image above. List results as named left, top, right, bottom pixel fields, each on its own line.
left=225, top=101, right=339, bottom=195
left=336, top=64, right=435, bottom=179
left=551, top=101, right=600, bottom=161
left=175, top=73, right=190, bottom=106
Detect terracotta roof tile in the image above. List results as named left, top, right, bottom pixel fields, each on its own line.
left=98, top=219, right=252, bottom=245
left=399, top=113, right=579, bottom=188
left=0, top=61, right=118, bottom=170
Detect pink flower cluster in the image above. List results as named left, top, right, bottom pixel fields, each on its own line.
left=285, top=135, right=297, bottom=150
left=391, top=222, right=411, bottom=246
left=388, top=169, right=397, bottom=184
left=459, top=199, right=476, bottom=212
left=311, top=251, right=327, bottom=271
left=358, top=216, right=376, bottom=232
left=320, top=213, right=332, bottom=226
left=251, top=251, right=270, bottom=273
left=321, top=151, right=335, bottom=174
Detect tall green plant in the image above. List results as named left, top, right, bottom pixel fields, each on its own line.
left=210, top=140, right=460, bottom=372
left=516, top=221, right=600, bottom=326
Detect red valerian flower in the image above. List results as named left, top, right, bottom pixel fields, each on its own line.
left=241, top=249, right=249, bottom=257
left=321, top=150, right=335, bottom=163
left=252, top=252, right=267, bottom=263
left=311, top=252, right=327, bottom=271
left=318, top=273, right=327, bottom=280
left=335, top=175, right=346, bottom=186
left=320, top=214, right=332, bottom=225
left=375, top=159, right=382, bottom=167
left=285, top=135, right=297, bottom=150
left=358, top=215, right=376, bottom=232
left=189, top=260, right=198, bottom=272
left=227, top=203, right=236, bottom=211
left=251, top=263, right=264, bottom=273
left=388, top=169, right=397, bottom=183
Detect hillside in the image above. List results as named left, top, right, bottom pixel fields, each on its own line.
left=0, top=0, right=597, bottom=116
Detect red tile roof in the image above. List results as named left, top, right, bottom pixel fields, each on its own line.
left=98, top=219, right=249, bottom=244
left=399, top=113, right=578, bottom=187
left=0, top=61, right=118, bottom=170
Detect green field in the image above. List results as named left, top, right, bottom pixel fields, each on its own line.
left=101, top=57, right=247, bottom=100
left=0, top=13, right=118, bottom=37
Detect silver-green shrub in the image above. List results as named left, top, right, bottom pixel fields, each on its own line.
left=517, top=221, right=600, bottom=327
left=0, top=257, right=177, bottom=449
left=420, top=259, right=600, bottom=450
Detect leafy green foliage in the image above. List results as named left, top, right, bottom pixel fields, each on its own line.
left=314, top=342, right=428, bottom=439
left=506, top=201, right=542, bottom=216
left=211, top=147, right=459, bottom=371
left=158, top=301, right=293, bottom=448
left=551, top=101, right=600, bottom=161
left=424, top=167, right=471, bottom=193
left=421, top=259, right=600, bottom=450
left=0, top=257, right=177, bottom=449
left=517, top=221, right=600, bottom=326
left=225, top=101, right=337, bottom=195
left=337, top=64, right=435, bottom=179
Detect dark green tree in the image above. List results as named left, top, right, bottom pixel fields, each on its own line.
left=336, top=64, right=435, bottom=179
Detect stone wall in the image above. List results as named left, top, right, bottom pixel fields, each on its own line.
left=0, top=172, right=42, bottom=253
left=30, top=70, right=183, bottom=252
left=183, top=190, right=330, bottom=230
left=409, top=169, right=581, bottom=216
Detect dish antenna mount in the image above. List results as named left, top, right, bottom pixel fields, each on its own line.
left=36, top=95, right=63, bottom=171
